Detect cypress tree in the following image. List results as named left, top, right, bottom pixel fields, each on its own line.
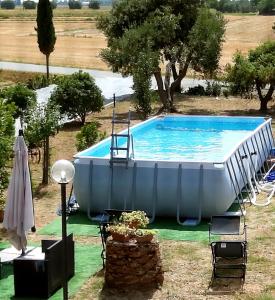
left=36, top=0, right=56, bottom=81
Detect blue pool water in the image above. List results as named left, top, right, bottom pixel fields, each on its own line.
left=78, top=116, right=266, bottom=162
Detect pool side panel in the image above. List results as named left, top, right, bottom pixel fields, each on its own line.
left=73, top=118, right=273, bottom=219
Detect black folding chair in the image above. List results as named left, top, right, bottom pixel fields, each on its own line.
left=209, top=215, right=248, bottom=284
left=211, top=241, right=247, bottom=281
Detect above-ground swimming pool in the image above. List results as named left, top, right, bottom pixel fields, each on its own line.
left=74, top=115, right=273, bottom=223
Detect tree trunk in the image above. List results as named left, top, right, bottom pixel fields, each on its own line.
left=170, top=56, right=191, bottom=106
left=256, top=80, right=274, bottom=112
left=164, top=62, right=172, bottom=110
left=154, top=68, right=168, bottom=109
left=171, top=63, right=181, bottom=93
left=42, top=136, right=49, bottom=184
left=46, top=54, right=50, bottom=82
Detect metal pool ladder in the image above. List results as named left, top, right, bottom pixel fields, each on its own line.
left=110, top=109, right=133, bottom=167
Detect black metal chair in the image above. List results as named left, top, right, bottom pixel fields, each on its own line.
left=211, top=240, right=247, bottom=281
left=209, top=215, right=247, bottom=282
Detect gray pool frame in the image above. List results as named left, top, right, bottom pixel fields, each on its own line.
left=73, top=116, right=274, bottom=224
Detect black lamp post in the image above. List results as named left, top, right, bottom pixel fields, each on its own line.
left=51, top=160, right=75, bottom=300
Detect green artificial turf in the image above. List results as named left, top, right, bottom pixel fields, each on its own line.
left=0, top=242, right=102, bottom=300
left=38, top=213, right=100, bottom=237
left=38, top=212, right=210, bottom=242
left=148, top=218, right=209, bottom=242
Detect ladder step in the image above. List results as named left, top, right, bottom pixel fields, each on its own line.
left=111, top=147, right=128, bottom=151
left=110, top=158, right=129, bottom=164
left=112, top=120, right=130, bottom=124
left=112, top=134, right=129, bottom=138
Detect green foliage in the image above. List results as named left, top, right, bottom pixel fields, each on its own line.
left=222, top=88, right=230, bottom=98
left=36, top=0, right=56, bottom=80
left=226, top=41, right=275, bottom=110
left=24, top=102, right=60, bottom=184
left=1, top=84, right=36, bottom=121
left=23, top=0, right=37, bottom=9
left=97, top=0, right=225, bottom=110
left=24, top=103, right=60, bottom=148
left=68, top=0, right=82, bottom=9
left=49, top=71, right=104, bottom=125
left=89, top=0, right=100, bottom=9
left=36, top=0, right=56, bottom=56
left=0, top=0, right=15, bottom=9
left=132, top=51, right=156, bottom=119
left=26, top=74, right=52, bottom=89
left=26, top=74, right=61, bottom=90
left=206, top=0, right=258, bottom=13
left=51, top=0, right=57, bottom=9
left=205, top=81, right=222, bottom=97
left=75, top=121, right=106, bottom=151
left=258, top=0, right=275, bottom=15
left=119, top=211, right=149, bottom=229
left=188, top=8, right=226, bottom=77
left=185, top=85, right=206, bottom=96
left=226, top=52, right=255, bottom=97
left=0, top=99, right=15, bottom=206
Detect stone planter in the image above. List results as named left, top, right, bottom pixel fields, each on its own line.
left=110, top=232, right=131, bottom=242
left=134, top=234, right=154, bottom=243
left=105, top=239, right=164, bottom=288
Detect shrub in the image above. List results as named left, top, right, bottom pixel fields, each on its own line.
left=89, top=0, right=100, bottom=9
left=51, top=0, right=57, bottom=9
left=0, top=0, right=15, bottom=9
left=185, top=85, right=206, bottom=96
left=49, top=71, right=104, bottom=125
left=222, top=89, right=230, bottom=98
left=26, top=75, right=53, bottom=90
left=205, top=81, right=222, bottom=97
left=0, top=100, right=15, bottom=209
left=75, top=121, right=106, bottom=151
left=1, top=84, right=36, bottom=121
left=68, top=0, right=82, bottom=9
left=23, top=0, right=36, bottom=9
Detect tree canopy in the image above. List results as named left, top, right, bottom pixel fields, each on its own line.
left=36, top=0, right=56, bottom=80
left=226, top=40, right=275, bottom=111
left=97, top=0, right=225, bottom=111
left=49, top=71, right=104, bottom=125
left=0, top=99, right=15, bottom=204
left=1, top=84, right=36, bottom=125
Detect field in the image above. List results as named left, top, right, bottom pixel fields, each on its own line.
left=0, top=8, right=274, bottom=70
left=0, top=7, right=275, bottom=300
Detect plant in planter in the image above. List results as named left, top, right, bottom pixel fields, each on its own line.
left=0, top=195, right=6, bottom=223
left=133, top=229, right=158, bottom=243
left=107, top=223, right=134, bottom=242
left=119, top=210, right=149, bottom=229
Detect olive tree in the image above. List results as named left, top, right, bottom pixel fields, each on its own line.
left=24, top=103, right=60, bottom=184
left=97, top=1, right=225, bottom=112
left=226, top=41, right=275, bottom=111
left=49, top=71, right=104, bottom=125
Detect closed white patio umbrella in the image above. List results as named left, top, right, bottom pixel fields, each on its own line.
left=3, top=131, right=34, bottom=252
